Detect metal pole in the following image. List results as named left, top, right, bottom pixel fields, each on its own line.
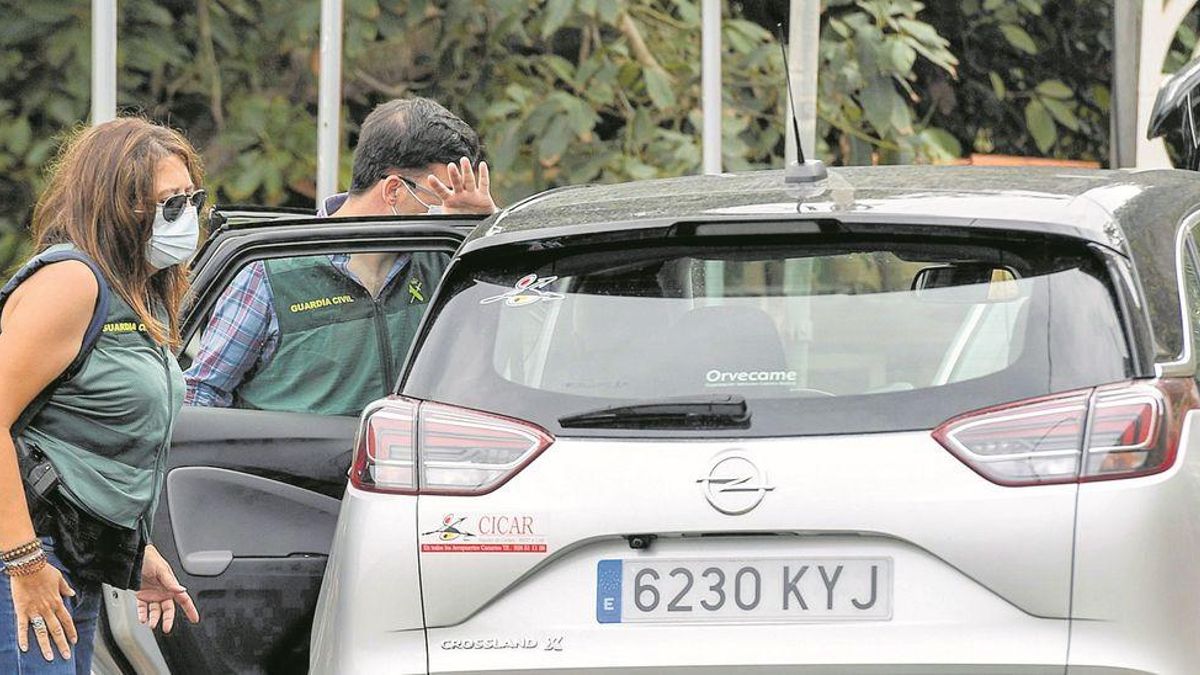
left=317, top=0, right=344, bottom=203
left=91, top=0, right=117, bottom=124
left=786, top=0, right=819, bottom=163
left=701, top=0, right=722, bottom=174
left=1111, top=0, right=1141, bottom=168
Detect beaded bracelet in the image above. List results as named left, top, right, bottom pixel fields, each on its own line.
left=1, top=540, right=41, bottom=563
left=3, top=551, right=47, bottom=578
left=7, top=548, right=45, bottom=567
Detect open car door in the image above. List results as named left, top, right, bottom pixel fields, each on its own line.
left=95, top=209, right=479, bottom=674
left=1149, top=55, right=1200, bottom=170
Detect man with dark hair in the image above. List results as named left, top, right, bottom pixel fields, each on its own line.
left=184, top=98, right=495, bottom=416
left=321, top=97, right=494, bottom=218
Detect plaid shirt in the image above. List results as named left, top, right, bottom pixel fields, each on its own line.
left=185, top=193, right=411, bottom=406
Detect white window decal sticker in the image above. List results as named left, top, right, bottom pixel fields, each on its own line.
left=481, top=273, right=565, bottom=307
left=705, top=369, right=799, bottom=386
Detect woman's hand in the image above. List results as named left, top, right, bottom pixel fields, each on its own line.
left=136, top=544, right=199, bottom=633
left=11, top=563, right=77, bottom=661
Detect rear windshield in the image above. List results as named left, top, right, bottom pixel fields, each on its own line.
left=402, top=236, right=1131, bottom=437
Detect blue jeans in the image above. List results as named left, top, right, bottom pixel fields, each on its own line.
left=0, top=538, right=102, bottom=674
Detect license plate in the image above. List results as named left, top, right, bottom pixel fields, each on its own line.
left=596, top=557, right=892, bottom=624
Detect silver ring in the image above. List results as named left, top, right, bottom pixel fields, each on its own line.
left=30, top=616, right=46, bottom=633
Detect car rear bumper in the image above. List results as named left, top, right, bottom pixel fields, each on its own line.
left=422, top=535, right=1070, bottom=674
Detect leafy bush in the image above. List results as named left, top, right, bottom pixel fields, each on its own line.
left=818, top=0, right=961, bottom=164
left=0, top=0, right=1114, bottom=276
left=919, top=0, right=1111, bottom=160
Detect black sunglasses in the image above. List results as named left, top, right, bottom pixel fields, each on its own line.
left=157, top=189, right=207, bottom=223
left=391, top=175, right=442, bottom=205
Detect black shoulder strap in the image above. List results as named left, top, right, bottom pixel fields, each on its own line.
left=2, top=250, right=112, bottom=438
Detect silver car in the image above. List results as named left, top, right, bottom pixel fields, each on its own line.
left=306, top=161, right=1200, bottom=674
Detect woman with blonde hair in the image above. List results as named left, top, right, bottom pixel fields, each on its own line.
left=0, top=117, right=202, bottom=672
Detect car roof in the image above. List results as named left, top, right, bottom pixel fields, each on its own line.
left=471, top=165, right=1197, bottom=248
left=466, top=165, right=1200, bottom=364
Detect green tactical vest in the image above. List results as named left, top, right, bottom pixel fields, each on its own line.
left=235, top=253, right=448, bottom=417
left=6, top=244, right=184, bottom=533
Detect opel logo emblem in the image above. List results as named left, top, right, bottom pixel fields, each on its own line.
left=696, top=453, right=774, bottom=515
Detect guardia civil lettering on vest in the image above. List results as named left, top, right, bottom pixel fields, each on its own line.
left=233, top=253, right=448, bottom=417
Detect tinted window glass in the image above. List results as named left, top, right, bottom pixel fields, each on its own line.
left=404, top=238, right=1129, bottom=437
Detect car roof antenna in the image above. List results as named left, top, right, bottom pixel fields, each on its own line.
left=777, top=23, right=827, bottom=184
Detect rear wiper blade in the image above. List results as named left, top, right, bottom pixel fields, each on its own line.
left=558, top=395, right=750, bottom=429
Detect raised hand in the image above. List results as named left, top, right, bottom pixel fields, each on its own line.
left=427, top=157, right=497, bottom=215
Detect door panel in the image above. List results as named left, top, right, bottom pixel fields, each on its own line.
left=168, top=468, right=339, bottom=576
left=168, top=407, right=359, bottom=498
left=149, top=408, right=357, bottom=674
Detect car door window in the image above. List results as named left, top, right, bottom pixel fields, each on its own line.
left=182, top=248, right=451, bottom=416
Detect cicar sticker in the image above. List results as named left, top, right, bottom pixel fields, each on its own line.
left=480, top=273, right=564, bottom=307
left=421, top=513, right=548, bottom=553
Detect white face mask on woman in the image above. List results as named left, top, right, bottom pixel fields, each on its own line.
left=146, top=203, right=200, bottom=270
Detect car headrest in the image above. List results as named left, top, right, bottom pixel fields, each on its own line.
left=663, top=305, right=789, bottom=385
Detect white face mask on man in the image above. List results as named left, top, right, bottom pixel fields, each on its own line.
left=146, top=203, right=201, bottom=270
left=390, top=176, right=443, bottom=216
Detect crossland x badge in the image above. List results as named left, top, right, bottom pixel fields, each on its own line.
left=696, top=453, right=775, bottom=515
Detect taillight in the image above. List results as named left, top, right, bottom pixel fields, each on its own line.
left=352, top=399, right=417, bottom=494
left=932, top=378, right=1199, bottom=486
left=350, top=397, right=554, bottom=495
